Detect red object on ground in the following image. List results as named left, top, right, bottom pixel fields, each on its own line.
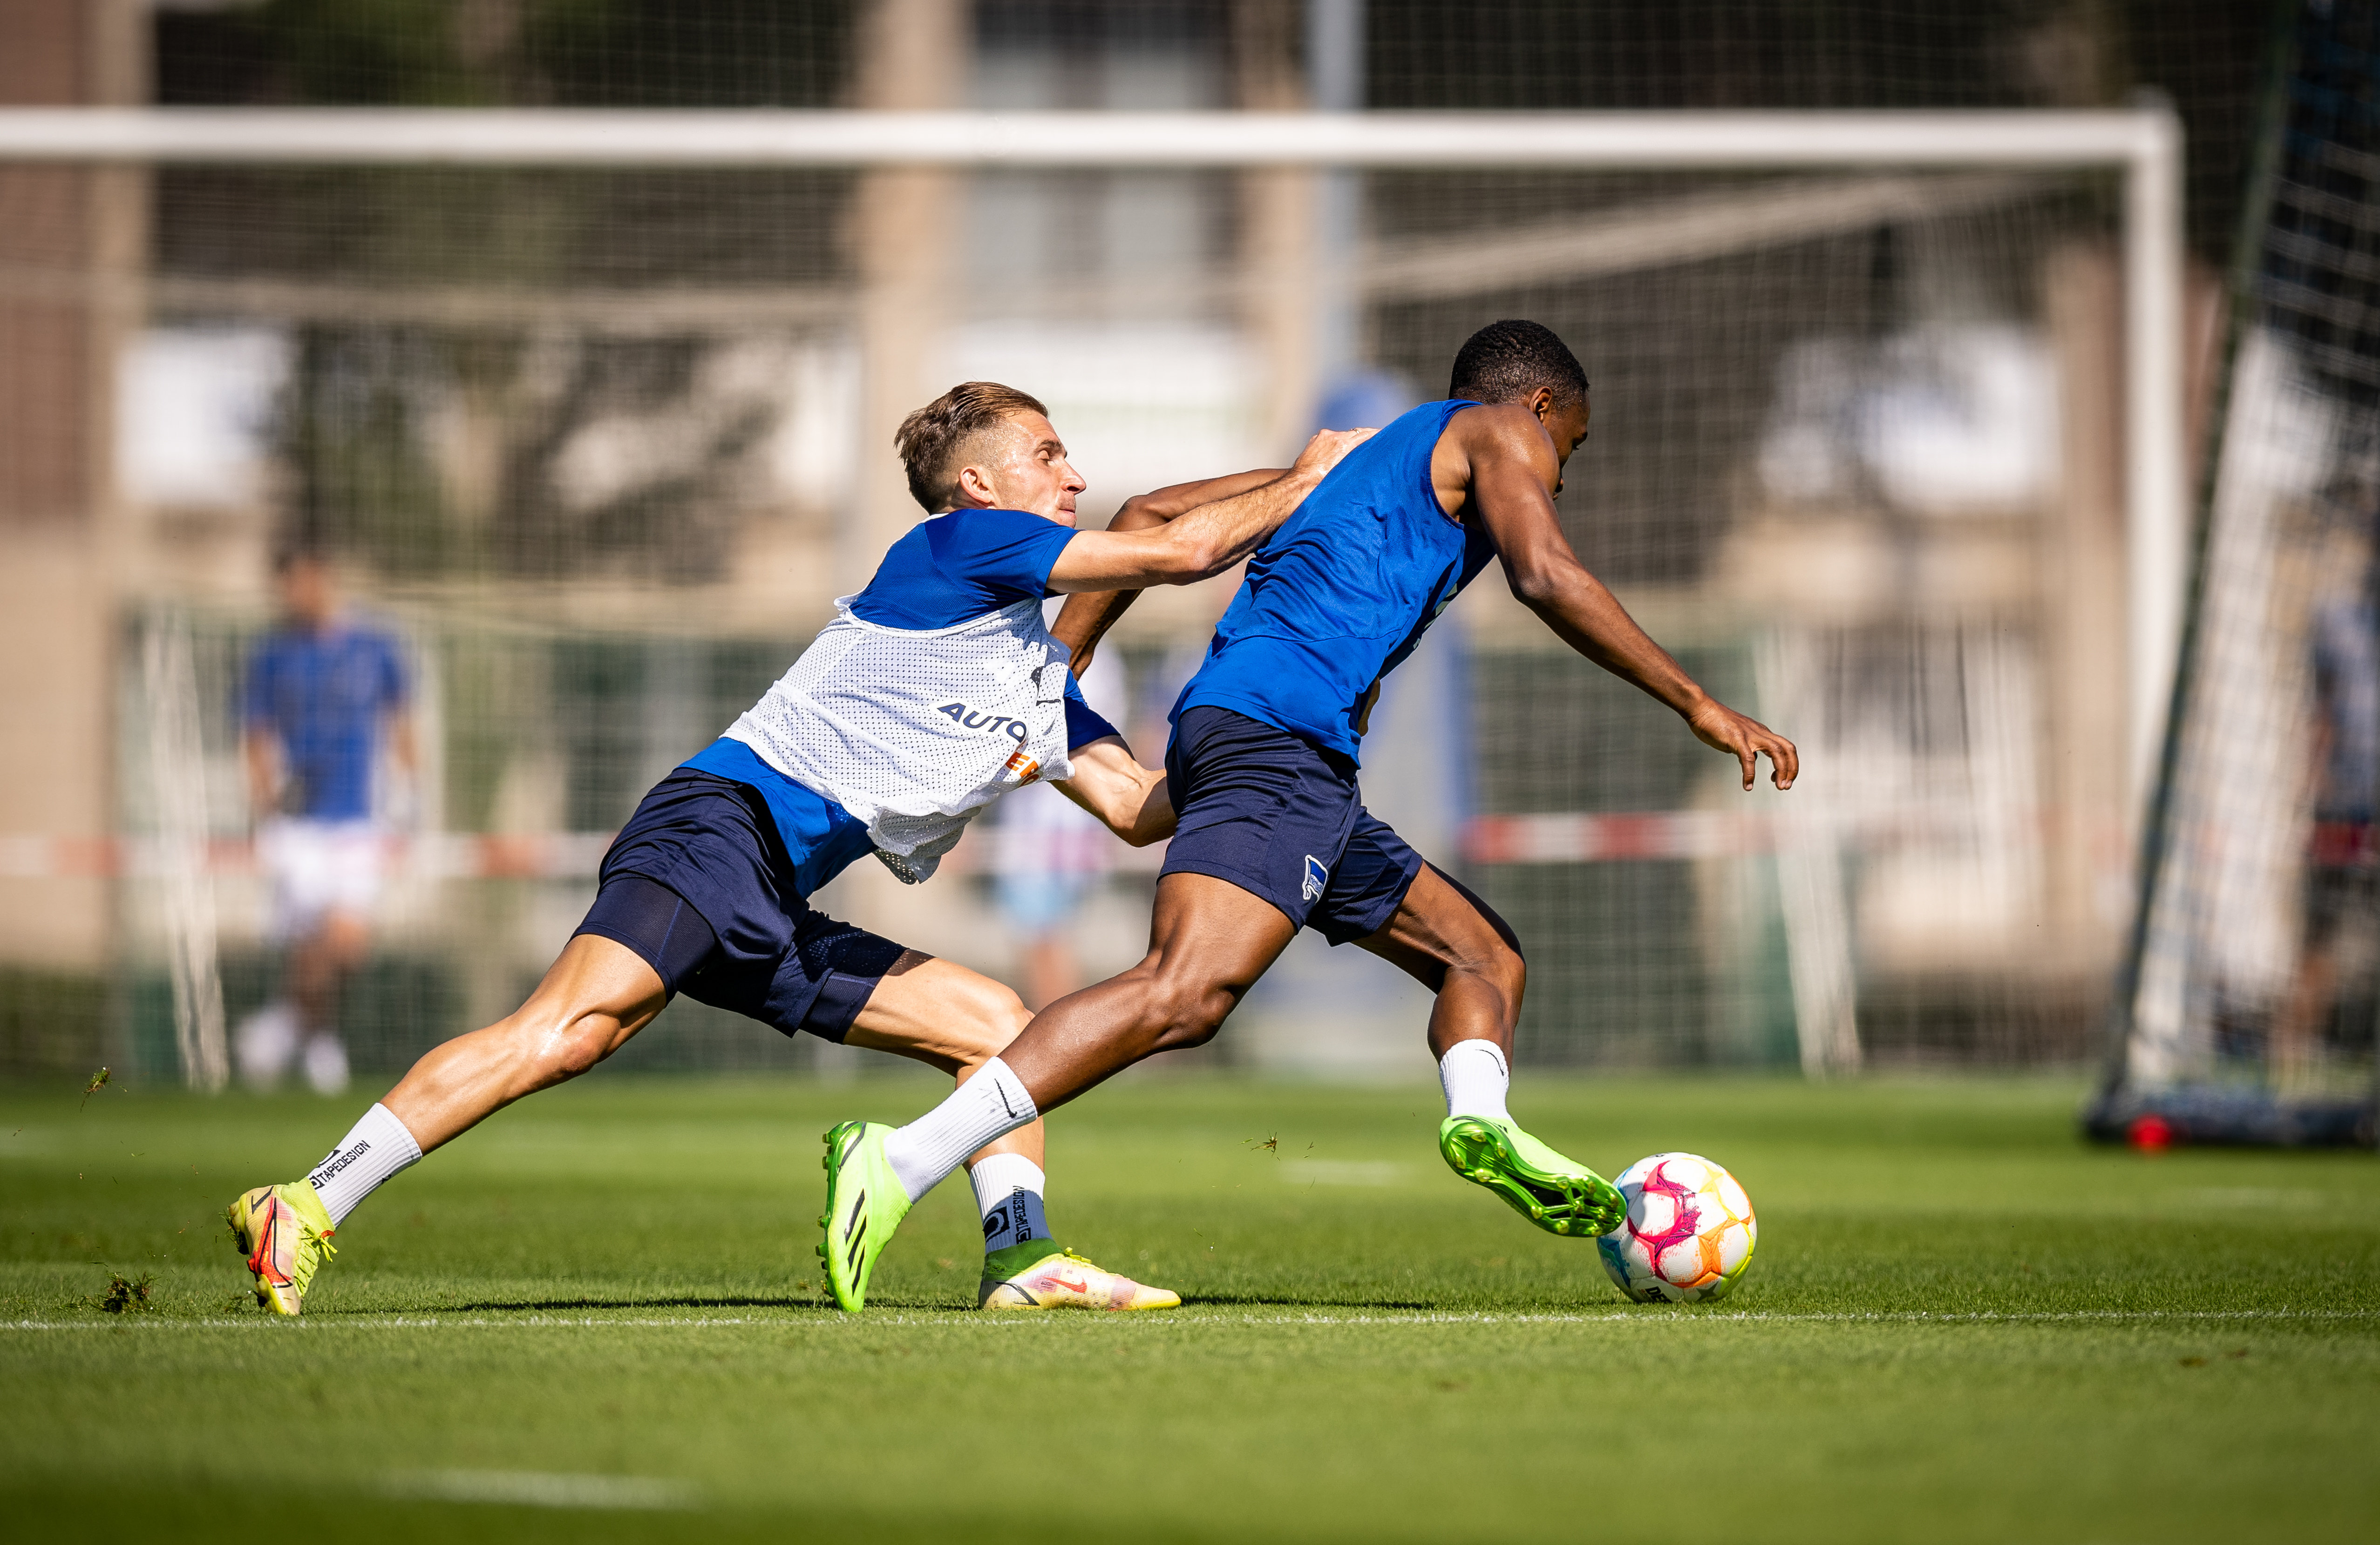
left=2128, top=1115, right=2175, bottom=1153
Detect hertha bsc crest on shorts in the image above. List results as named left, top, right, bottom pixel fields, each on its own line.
left=1303, top=854, right=1328, bottom=902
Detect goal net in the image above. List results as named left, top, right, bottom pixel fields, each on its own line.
left=2094, top=2, right=2379, bottom=1147
left=0, top=102, right=2178, bottom=1086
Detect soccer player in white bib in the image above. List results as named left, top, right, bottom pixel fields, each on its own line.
left=227, top=380, right=1368, bottom=1316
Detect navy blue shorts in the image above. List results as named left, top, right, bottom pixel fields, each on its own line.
left=1160, top=706, right=1423, bottom=944
left=574, top=770, right=907, bottom=1042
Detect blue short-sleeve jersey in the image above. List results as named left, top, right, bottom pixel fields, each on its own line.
left=1174, top=400, right=1496, bottom=763
left=848, top=507, right=1079, bottom=628
left=845, top=509, right=1115, bottom=744
left=680, top=506, right=1120, bottom=893
left=239, top=623, right=409, bottom=820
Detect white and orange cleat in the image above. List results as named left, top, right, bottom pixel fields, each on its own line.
left=977, top=1244, right=1181, bottom=1312
left=225, top=1181, right=338, bottom=1315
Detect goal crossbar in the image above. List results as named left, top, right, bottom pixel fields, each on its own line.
left=0, top=107, right=2169, bottom=169
left=0, top=105, right=2186, bottom=827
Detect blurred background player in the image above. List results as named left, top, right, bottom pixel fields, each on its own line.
left=2274, top=478, right=2378, bottom=1091
left=234, top=549, right=416, bottom=1097
left=988, top=647, right=1130, bottom=1010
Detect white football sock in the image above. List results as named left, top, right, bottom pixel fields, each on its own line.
left=969, top=1152, right=1051, bottom=1256
left=305, top=1103, right=424, bottom=1226
left=1439, top=1040, right=1511, bottom=1123
left=883, top=1058, right=1038, bottom=1203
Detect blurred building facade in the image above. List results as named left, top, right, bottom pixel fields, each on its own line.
left=0, top=0, right=145, bottom=1067
left=0, top=0, right=2281, bottom=1082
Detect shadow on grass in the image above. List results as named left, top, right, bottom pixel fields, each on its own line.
left=343, top=1295, right=814, bottom=1315
left=345, top=1292, right=1448, bottom=1315
left=0, top=1477, right=1421, bottom=1545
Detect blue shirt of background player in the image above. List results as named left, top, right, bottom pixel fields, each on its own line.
left=1173, top=400, right=1497, bottom=764
left=239, top=624, right=410, bottom=822
left=682, top=507, right=1122, bottom=894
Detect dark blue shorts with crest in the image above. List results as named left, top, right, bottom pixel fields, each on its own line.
left=1158, top=706, right=1423, bottom=944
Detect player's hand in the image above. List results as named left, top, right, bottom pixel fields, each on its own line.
left=1686, top=698, right=1798, bottom=790
left=1290, top=427, right=1374, bottom=481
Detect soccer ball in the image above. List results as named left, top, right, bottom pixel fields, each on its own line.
left=1595, top=1152, right=1757, bottom=1303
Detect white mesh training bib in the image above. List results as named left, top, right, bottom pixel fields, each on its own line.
left=722, top=596, right=1075, bottom=883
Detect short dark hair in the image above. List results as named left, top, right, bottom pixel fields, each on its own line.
left=1448, top=320, right=1589, bottom=408
left=895, top=381, right=1051, bottom=512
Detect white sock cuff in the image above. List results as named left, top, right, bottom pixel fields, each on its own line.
left=979, top=1058, right=1038, bottom=1124
left=1438, top=1040, right=1512, bottom=1122
left=306, top=1103, right=424, bottom=1227
left=884, top=1057, right=1040, bottom=1203
left=1443, top=1040, right=1509, bottom=1076
left=968, top=1152, right=1047, bottom=1214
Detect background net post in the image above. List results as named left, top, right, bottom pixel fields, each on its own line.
left=2102, top=0, right=2378, bottom=1147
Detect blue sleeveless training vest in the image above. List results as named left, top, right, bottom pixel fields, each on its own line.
left=1171, top=399, right=1497, bottom=763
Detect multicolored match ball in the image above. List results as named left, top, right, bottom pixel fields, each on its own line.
left=1595, top=1152, right=1757, bottom=1303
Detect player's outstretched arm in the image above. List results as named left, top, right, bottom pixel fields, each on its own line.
left=1050, top=466, right=1288, bottom=671
left=1051, top=737, right=1174, bottom=847
left=1044, top=428, right=1371, bottom=596
left=1456, top=407, right=1798, bottom=791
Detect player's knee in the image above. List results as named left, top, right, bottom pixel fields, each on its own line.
left=521, top=1009, right=620, bottom=1084
left=1480, top=933, right=1526, bottom=1001
left=322, top=912, right=372, bottom=961
left=1142, top=975, right=1236, bottom=1050
left=1441, top=928, right=1525, bottom=1020
left=943, top=978, right=1032, bottom=1068
left=1439, top=881, right=1526, bottom=1001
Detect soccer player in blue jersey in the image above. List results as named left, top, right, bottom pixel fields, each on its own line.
left=226, top=380, right=1367, bottom=1316
left=237, top=550, right=417, bottom=1096
left=823, top=322, right=1801, bottom=1309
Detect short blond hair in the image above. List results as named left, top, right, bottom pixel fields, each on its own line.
left=894, top=381, right=1049, bottom=512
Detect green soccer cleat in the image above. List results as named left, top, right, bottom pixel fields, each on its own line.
left=1439, top=1116, right=1624, bottom=1238
left=977, top=1242, right=1182, bottom=1312
left=225, top=1180, right=338, bottom=1315
left=816, top=1120, right=910, bottom=1312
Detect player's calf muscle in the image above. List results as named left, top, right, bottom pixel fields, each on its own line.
left=383, top=995, right=645, bottom=1151
left=1115, top=961, right=1242, bottom=1052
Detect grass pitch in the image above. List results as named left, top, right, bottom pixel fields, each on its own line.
left=3, top=1071, right=2376, bottom=1542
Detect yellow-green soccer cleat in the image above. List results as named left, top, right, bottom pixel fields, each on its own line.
left=816, top=1120, right=911, bottom=1312
left=1439, top=1116, right=1625, bottom=1238
left=977, top=1242, right=1182, bottom=1312
left=225, top=1181, right=338, bottom=1315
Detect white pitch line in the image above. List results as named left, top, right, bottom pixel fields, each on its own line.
left=5, top=1308, right=2374, bottom=1333
left=1212, top=1309, right=2380, bottom=1326
left=384, top=1470, right=697, bottom=1511
left=0, top=1315, right=764, bottom=1331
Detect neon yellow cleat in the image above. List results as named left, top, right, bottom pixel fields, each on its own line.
left=816, top=1120, right=911, bottom=1312
left=977, top=1242, right=1182, bottom=1311
left=1439, top=1116, right=1624, bottom=1237
left=226, top=1181, right=338, bottom=1315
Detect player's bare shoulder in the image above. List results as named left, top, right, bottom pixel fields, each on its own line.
left=1432, top=402, right=1562, bottom=517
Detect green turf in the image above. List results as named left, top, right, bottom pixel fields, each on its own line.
left=4, top=1072, right=2376, bottom=1542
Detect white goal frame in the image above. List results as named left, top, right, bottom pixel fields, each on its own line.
left=0, top=105, right=2187, bottom=825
